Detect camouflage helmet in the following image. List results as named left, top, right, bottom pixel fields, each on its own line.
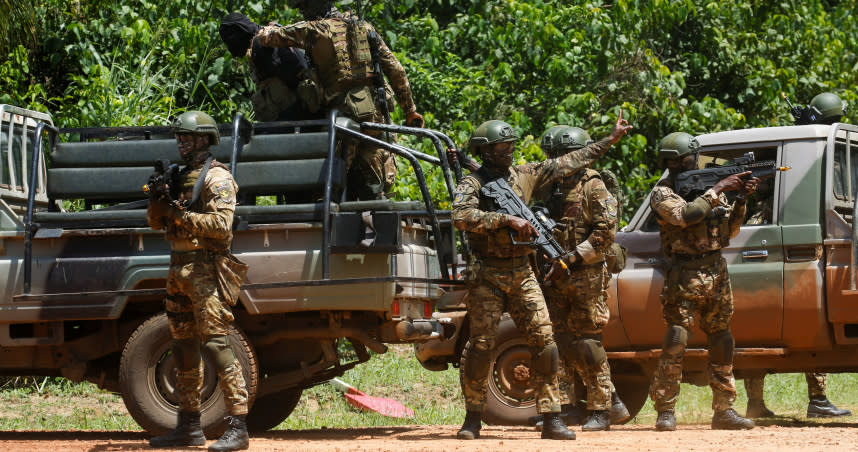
left=810, top=92, right=846, bottom=124
left=468, top=120, right=518, bottom=154
left=541, top=125, right=593, bottom=158
left=657, top=132, right=699, bottom=169
left=171, top=111, right=220, bottom=145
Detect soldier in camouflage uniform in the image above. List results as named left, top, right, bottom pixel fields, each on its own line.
left=742, top=179, right=851, bottom=419
left=219, top=12, right=311, bottom=122
left=452, top=114, right=630, bottom=440
left=147, top=111, right=250, bottom=452
left=537, top=126, right=630, bottom=431
left=256, top=0, right=425, bottom=200
left=648, top=132, right=758, bottom=431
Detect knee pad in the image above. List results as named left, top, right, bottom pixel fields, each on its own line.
left=202, top=335, right=236, bottom=371
left=465, top=345, right=492, bottom=381
left=662, top=325, right=688, bottom=356
left=554, top=332, right=578, bottom=364
left=707, top=330, right=735, bottom=365
left=576, top=338, right=607, bottom=369
left=531, top=342, right=559, bottom=375
left=172, top=338, right=201, bottom=371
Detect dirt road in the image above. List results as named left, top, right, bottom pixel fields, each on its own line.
left=2, top=423, right=856, bottom=452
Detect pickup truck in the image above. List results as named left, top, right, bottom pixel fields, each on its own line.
left=416, top=121, right=858, bottom=425
left=0, top=104, right=464, bottom=435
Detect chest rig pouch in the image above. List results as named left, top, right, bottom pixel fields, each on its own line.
left=548, top=171, right=590, bottom=251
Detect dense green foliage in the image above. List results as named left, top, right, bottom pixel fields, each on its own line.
left=1, top=0, right=856, bottom=217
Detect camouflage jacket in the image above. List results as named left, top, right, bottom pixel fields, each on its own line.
left=257, top=11, right=416, bottom=115
left=541, top=168, right=618, bottom=264
left=452, top=137, right=613, bottom=259
left=650, top=179, right=745, bottom=257
left=148, top=160, right=238, bottom=252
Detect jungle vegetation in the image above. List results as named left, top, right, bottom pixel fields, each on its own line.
left=1, top=0, right=856, bottom=217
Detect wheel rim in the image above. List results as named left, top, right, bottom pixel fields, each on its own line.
left=489, top=340, right=535, bottom=408
left=148, top=341, right=221, bottom=412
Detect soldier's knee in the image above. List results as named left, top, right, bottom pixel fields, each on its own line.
left=531, top=342, right=559, bottom=375
left=465, top=346, right=492, bottom=380
left=202, top=335, right=236, bottom=371
left=707, top=330, right=734, bottom=365
left=663, top=325, right=688, bottom=356
left=554, top=332, right=578, bottom=363
left=172, top=338, right=201, bottom=371
left=576, top=337, right=607, bottom=369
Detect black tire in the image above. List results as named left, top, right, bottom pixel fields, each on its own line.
left=246, top=388, right=303, bottom=432
left=608, top=360, right=650, bottom=423
left=460, top=316, right=537, bottom=425
left=119, top=313, right=259, bottom=438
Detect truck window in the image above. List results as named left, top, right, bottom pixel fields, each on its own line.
left=833, top=136, right=858, bottom=203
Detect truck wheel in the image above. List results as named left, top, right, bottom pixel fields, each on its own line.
left=608, top=360, right=650, bottom=422
left=119, top=313, right=259, bottom=438
left=246, top=388, right=303, bottom=432
left=460, top=316, right=537, bottom=425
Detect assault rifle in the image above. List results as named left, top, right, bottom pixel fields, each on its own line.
left=143, top=159, right=182, bottom=204
left=480, top=176, right=567, bottom=262
left=674, top=152, right=789, bottom=200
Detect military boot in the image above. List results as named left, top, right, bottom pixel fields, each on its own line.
left=582, top=410, right=610, bottom=431
left=655, top=410, right=676, bottom=432
left=532, top=403, right=586, bottom=431
left=711, top=408, right=755, bottom=430
left=807, top=396, right=852, bottom=418
left=746, top=399, right=775, bottom=418
left=149, top=410, right=206, bottom=448
left=610, top=392, right=631, bottom=424
left=209, top=415, right=250, bottom=451
left=457, top=411, right=482, bottom=440
left=541, top=413, right=576, bottom=440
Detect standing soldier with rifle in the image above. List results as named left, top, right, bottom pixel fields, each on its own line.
left=535, top=125, right=631, bottom=431
left=648, top=132, right=758, bottom=432
left=146, top=111, right=250, bottom=452
left=451, top=114, right=630, bottom=441
left=255, top=0, right=425, bottom=200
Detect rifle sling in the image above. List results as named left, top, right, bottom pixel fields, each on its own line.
left=188, top=156, right=214, bottom=211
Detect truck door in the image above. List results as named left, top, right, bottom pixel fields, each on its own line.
left=706, top=145, right=785, bottom=346
left=823, top=124, right=858, bottom=345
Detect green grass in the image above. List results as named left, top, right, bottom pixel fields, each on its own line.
left=631, top=372, right=858, bottom=426
left=0, top=353, right=856, bottom=431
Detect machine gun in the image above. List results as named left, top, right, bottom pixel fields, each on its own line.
left=674, top=152, right=789, bottom=200
left=480, top=176, right=567, bottom=263
left=142, top=159, right=182, bottom=205
left=782, top=92, right=823, bottom=125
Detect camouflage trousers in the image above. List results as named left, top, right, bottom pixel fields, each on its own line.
left=744, top=373, right=827, bottom=401
left=543, top=263, right=613, bottom=410
left=338, top=109, right=396, bottom=201
left=462, top=258, right=562, bottom=414
left=650, top=255, right=737, bottom=412
left=166, top=254, right=249, bottom=415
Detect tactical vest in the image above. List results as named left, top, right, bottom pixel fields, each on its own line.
left=319, top=14, right=374, bottom=90
left=467, top=168, right=534, bottom=259
left=548, top=169, right=601, bottom=256
left=171, top=160, right=233, bottom=251
left=656, top=186, right=732, bottom=257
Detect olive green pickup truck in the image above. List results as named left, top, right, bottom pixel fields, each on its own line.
left=0, top=105, right=463, bottom=435
left=416, top=121, right=858, bottom=424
